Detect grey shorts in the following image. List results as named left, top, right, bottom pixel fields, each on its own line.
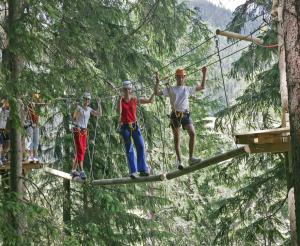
left=170, top=111, right=193, bottom=129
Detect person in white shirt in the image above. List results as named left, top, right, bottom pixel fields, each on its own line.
left=0, top=99, right=10, bottom=165
left=71, top=92, right=102, bottom=180
left=154, top=67, right=207, bottom=169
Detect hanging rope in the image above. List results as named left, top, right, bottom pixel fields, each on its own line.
left=88, top=109, right=100, bottom=180
left=87, top=97, right=102, bottom=180
left=215, top=35, right=237, bottom=145
left=155, top=98, right=166, bottom=173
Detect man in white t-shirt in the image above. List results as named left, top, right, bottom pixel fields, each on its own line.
left=154, top=67, right=207, bottom=169
left=71, top=92, right=102, bottom=180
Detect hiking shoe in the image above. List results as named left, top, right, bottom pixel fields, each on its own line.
left=130, top=172, right=138, bottom=179
left=70, top=170, right=80, bottom=177
left=0, top=160, right=3, bottom=166
left=176, top=160, right=184, bottom=170
left=33, top=157, right=39, bottom=163
left=79, top=171, right=87, bottom=180
left=139, top=171, right=150, bottom=177
left=189, top=157, right=202, bottom=165
left=28, top=156, right=34, bottom=163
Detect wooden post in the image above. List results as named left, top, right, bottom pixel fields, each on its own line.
left=216, top=29, right=263, bottom=45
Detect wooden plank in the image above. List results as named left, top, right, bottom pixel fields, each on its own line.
left=254, top=135, right=290, bottom=144
left=235, top=127, right=290, bottom=144
left=246, top=143, right=291, bottom=153
left=92, top=173, right=166, bottom=186
left=46, top=167, right=166, bottom=185
left=235, top=127, right=290, bottom=137
left=235, top=135, right=256, bottom=144
left=166, top=146, right=248, bottom=180
left=216, top=29, right=263, bottom=44
left=0, top=162, right=44, bottom=171
left=44, top=167, right=84, bottom=183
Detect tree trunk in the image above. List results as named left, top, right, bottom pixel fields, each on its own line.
left=283, top=0, right=300, bottom=244
left=284, top=152, right=297, bottom=245
left=277, top=3, right=289, bottom=128
left=274, top=0, right=297, bottom=243
left=7, top=0, right=25, bottom=239
left=63, top=115, right=71, bottom=235
left=9, top=101, right=23, bottom=196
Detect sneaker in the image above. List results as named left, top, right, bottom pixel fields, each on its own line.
left=28, top=156, right=34, bottom=163
left=79, top=171, right=87, bottom=180
left=189, top=157, right=202, bottom=165
left=33, top=157, right=39, bottom=163
left=176, top=160, right=184, bottom=170
left=70, top=170, right=80, bottom=177
left=139, top=171, right=150, bottom=177
left=2, top=156, right=7, bottom=163
left=130, top=172, right=138, bottom=179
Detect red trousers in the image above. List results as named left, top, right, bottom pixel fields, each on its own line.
left=73, top=128, right=88, bottom=162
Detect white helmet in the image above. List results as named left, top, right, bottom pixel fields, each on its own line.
left=83, top=92, right=91, bottom=99
left=122, top=80, right=132, bottom=89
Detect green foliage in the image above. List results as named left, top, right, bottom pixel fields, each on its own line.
left=215, top=63, right=281, bottom=130
left=208, top=1, right=290, bottom=245
left=0, top=0, right=291, bottom=245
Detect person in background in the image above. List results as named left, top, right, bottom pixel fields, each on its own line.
left=71, top=92, right=102, bottom=180
left=154, top=67, right=207, bottom=170
left=0, top=99, right=10, bottom=165
left=27, top=94, right=43, bottom=163
left=117, top=80, right=154, bottom=178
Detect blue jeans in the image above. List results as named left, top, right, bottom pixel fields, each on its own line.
left=29, top=126, right=39, bottom=151
left=120, top=124, right=149, bottom=174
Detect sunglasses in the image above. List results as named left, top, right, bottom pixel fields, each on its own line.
left=83, top=97, right=91, bottom=100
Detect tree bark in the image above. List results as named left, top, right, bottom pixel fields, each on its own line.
left=283, top=0, right=300, bottom=244
left=63, top=115, right=71, bottom=235
left=277, top=2, right=289, bottom=127
left=6, top=0, right=24, bottom=238
left=274, top=0, right=297, bottom=243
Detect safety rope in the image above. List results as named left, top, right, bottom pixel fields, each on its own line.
left=215, top=36, right=238, bottom=147
left=66, top=98, right=80, bottom=172
left=88, top=108, right=100, bottom=180
left=160, top=13, right=266, bottom=71
left=155, top=99, right=166, bottom=173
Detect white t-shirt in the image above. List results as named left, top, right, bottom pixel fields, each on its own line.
left=163, top=86, right=196, bottom=112
left=0, top=107, right=9, bottom=129
left=75, top=105, right=93, bottom=129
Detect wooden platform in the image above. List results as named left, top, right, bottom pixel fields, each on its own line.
left=0, top=161, right=44, bottom=175
left=234, top=127, right=290, bottom=153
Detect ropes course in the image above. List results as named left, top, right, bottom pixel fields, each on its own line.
left=4, top=11, right=284, bottom=187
